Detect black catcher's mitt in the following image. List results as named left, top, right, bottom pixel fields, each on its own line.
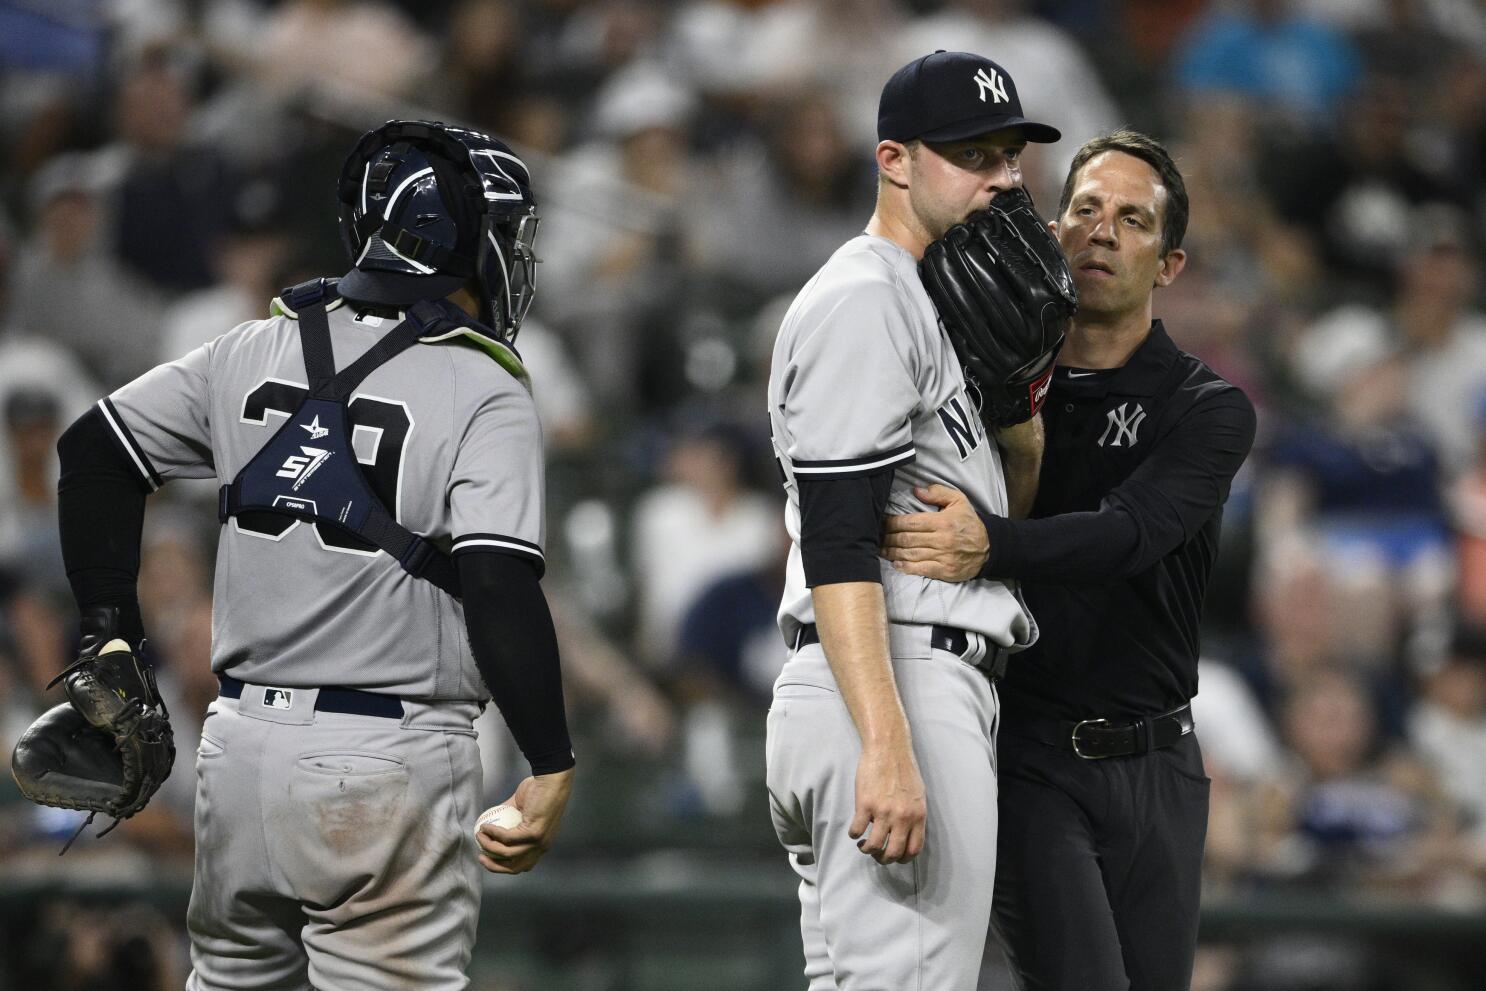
left=11, top=608, right=175, bottom=850
left=919, top=186, right=1077, bottom=427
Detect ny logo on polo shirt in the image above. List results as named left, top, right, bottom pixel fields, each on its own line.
left=1098, top=402, right=1146, bottom=448
left=974, top=67, right=1008, bottom=104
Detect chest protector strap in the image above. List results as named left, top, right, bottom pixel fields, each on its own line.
left=219, top=282, right=462, bottom=598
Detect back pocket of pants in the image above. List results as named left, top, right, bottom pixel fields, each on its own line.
left=297, top=751, right=406, bottom=776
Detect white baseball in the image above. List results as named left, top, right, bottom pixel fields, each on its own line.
left=476, top=804, right=523, bottom=833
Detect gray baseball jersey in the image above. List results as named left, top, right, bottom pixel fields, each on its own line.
left=103, top=299, right=544, bottom=701
left=769, top=233, right=1036, bottom=650
left=766, top=232, right=1033, bottom=990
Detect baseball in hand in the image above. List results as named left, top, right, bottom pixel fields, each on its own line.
left=476, top=804, right=523, bottom=834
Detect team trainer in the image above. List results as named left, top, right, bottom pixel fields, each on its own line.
left=884, top=129, right=1257, bottom=990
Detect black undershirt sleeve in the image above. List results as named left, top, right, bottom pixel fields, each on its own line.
left=797, top=466, right=896, bottom=586
left=977, top=393, right=1256, bottom=584
left=56, top=408, right=149, bottom=639
left=457, top=551, right=575, bottom=775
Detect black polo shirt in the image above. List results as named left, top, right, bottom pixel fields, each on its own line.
left=977, top=321, right=1256, bottom=721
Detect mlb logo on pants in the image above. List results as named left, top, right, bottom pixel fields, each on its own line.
left=263, top=688, right=294, bottom=710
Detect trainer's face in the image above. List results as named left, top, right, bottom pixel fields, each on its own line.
left=1055, top=151, right=1185, bottom=318
left=908, top=129, right=1026, bottom=238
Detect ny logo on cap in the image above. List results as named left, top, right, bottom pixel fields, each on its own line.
left=974, top=67, right=1009, bottom=104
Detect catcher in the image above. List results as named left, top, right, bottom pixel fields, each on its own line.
left=764, top=51, right=1071, bottom=989
left=12, top=120, right=576, bottom=990
left=884, top=131, right=1257, bottom=990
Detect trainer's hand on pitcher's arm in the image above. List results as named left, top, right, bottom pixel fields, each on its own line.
left=476, top=766, right=575, bottom=875
left=881, top=484, right=990, bottom=582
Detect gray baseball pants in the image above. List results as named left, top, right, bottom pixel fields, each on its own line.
left=184, top=686, right=483, bottom=990
left=767, top=624, right=1001, bottom=990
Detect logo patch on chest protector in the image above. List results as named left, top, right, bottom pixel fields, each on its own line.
left=276, top=447, right=332, bottom=489
left=936, top=394, right=985, bottom=461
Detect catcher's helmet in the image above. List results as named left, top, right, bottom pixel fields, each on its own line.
left=336, top=120, right=539, bottom=343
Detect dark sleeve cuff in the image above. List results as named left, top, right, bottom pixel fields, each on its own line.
left=798, top=467, right=896, bottom=587
left=96, top=398, right=163, bottom=491
left=452, top=532, right=545, bottom=578
left=791, top=443, right=915, bottom=479
left=977, top=510, right=1021, bottom=580
left=526, top=747, right=576, bottom=775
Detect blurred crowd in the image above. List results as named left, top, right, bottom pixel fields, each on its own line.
left=4, top=0, right=1486, bottom=988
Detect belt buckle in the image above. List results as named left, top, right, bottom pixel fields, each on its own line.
left=1071, top=718, right=1112, bottom=759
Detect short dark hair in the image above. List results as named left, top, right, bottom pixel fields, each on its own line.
left=1056, top=129, right=1188, bottom=257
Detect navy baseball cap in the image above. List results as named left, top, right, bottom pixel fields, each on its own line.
left=878, top=51, right=1060, bottom=145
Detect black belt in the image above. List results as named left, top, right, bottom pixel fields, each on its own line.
left=1000, top=703, right=1194, bottom=759
left=792, top=623, right=1009, bottom=680
left=218, top=674, right=406, bottom=719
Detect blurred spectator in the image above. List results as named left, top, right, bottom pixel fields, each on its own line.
left=517, top=319, right=599, bottom=455
left=1168, top=97, right=1324, bottom=310
left=140, top=598, right=221, bottom=849
left=257, top=0, right=436, bottom=100
left=1197, top=657, right=1285, bottom=894
left=553, top=597, right=677, bottom=758
left=675, top=527, right=791, bottom=704
left=1267, top=312, right=1454, bottom=679
left=5, top=151, right=166, bottom=386
left=10, top=900, right=184, bottom=991
left=630, top=424, right=776, bottom=667
left=110, top=44, right=240, bottom=294
left=687, top=92, right=871, bottom=297
left=1173, top=0, right=1362, bottom=129
left=1298, top=207, right=1486, bottom=478
left=667, top=528, right=784, bottom=817
left=669, top=0, right=903, bottom=145
left=0, top=335, right=98, bottom=531
left=897, top=0, right=1122, bottom=199
left=1245, top=543, right=1409, bottom=737
left=1409, top=628, right=1486, bottom=846
left=1267, top=315, right=1449, bottom=554
left=538, top=61, right=698, bottom=409
left=423, top=0, right=528, bottom=135
left=158, top=178, right=293, bottom=361
left=1429, top=51, right=1486, bottom=210
left=474, top=593, right=676, bottom=803
left=0, top=388, right=66, bottom=600
left=1264, top=80, right=1465, bottom=289
left=1193, top=657, right=1286, bottom=784
left=0, top=584, right=67, bottom=746
left=539, top=0, right=668, bottom=101
left=1255, top=668, right=1460, bottom=893
left=137, top=509, right=213, bottom=651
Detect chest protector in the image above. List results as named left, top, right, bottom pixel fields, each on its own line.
left=218, top=279, right=462, bottom=597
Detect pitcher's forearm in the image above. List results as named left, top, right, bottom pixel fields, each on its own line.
left=995, top=414, right=1044, bottom=519
left=811, top=582, right=911, bottom=747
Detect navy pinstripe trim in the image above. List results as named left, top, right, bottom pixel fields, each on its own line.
left=96, top=398, right=162, bottom=491
left=452, top=532, right=545, bottom=562
left=791, top=443, right=915, bottom=479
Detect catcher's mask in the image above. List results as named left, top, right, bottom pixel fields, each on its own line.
left=337, top=120, right=539, bottom=344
